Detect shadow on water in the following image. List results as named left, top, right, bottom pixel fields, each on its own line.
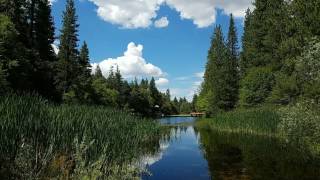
left=141, top=117, right=320, bottom=180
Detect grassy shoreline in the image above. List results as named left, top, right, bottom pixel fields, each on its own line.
left=0, top=94, right=161, bottom=179
left=195, top=103, right=320, bottom=157
left=195, top=106, right=280, bottom=137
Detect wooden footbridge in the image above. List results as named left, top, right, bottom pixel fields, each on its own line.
left=190, top=112, right=205, bottom=117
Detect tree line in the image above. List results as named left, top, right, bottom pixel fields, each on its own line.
left=0, top=0, right=193, bottom=117
left=197, top=0, right=320, bottom=115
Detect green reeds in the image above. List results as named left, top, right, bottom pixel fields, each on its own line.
left=196, top=106, right=280, bottom=136
left=0, top=94, right=161, bottom=178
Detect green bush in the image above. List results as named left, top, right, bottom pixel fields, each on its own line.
left=239, top=67, right=274, bottom=107
left=278, top=100, right=320, bottom=156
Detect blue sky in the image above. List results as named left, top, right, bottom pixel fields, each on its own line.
left=51, top=0, right=252, bottom=100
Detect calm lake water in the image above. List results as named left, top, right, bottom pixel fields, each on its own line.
left=141, top=117, right=320, bottom=180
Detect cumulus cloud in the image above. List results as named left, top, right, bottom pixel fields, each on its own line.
left=88, top=0, right=252, bottom=28
left=154, top=17, right=169, bottom=28
left=92, top=42, right=165, bottom=79
left=156, top=78, right=169, bottom=86
left=88, top=0, right=163, bottom=29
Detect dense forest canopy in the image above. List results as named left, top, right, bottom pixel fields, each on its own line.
left=197, top=0, right=320, bottom=115
left=0, top=0, right=194, bottom=117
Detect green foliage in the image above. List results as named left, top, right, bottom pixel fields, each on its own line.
left=55, top=0, right=79, bottom=95
left=270, top=72, right=299, bottom=104
left=33, top=0, right=59, bottom=101
left=239, top=67, right=274, bottom=107
left=0, top=13, right=30, bottom=91
left=272, top=39, right=320, bottom=104
left=278, top=100, right=320, bottom=156
left=91, top=76, right=118, bottom=107
left=196, top=91, right=210, bottom=113
left=196, top=106, right=279, bottom=135
left=199, top=16, right=240, bottom=115
left=0, top=94, right=160, bottom=178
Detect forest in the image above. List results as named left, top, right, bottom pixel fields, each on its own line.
left=0, top=0, right=193, bottom=118
left=1, top=0, right=320, bottom=179
left=196, top=0, right=320, bottom=162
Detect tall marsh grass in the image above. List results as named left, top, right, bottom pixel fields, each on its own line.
left=0, top=94, right=161, bottom=179
left=196, top=102, right=320, bottom=159
left=196, top=106, right=280, bottom=136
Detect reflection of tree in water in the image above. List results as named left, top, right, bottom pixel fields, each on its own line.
left=197, top=128, right=320, bottom=180
left=140, top=125, right=193, bottom=169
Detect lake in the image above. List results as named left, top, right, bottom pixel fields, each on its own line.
left=141, top=117, right=320, bottom=180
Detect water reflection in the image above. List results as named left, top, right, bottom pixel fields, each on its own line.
left=198, top=129, right=320, bottom=180
left=142, top=124, right=210, bottom=180
left=159, top=117, right=195, bottom=125
left=141, top=117, right=320, bottom=180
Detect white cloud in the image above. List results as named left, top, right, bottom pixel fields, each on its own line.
left=154, top=17, right=169, bottom=28
left=49, top=0, right=57, bottom=5
left=88, top=0, right=252, bottom=28
left=52, top=44, right=59, bottom=55
left=195, top=72, right=204, bottom=79
left=165, top=0, right=216, bottom=28
left=92, top=42, right=165, bottom=79
left=156, top=78, right=169, bottom=86
left=88, top=0, right=164, bottom=29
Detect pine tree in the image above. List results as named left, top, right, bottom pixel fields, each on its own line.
left=33, top=0, right=59, bottom=101
left=202, top=26, right=228, bottom=114
left=0, top=0, right=33, bottom=91
left=244, top=0, right=287, bottom=69
left=149, top=77, right=161, bottom=106
left=75, top=41, right=94, bottom=103
left=225, top=14, right=240, bottom=109
left=79, top=41, right=91, bottom=78
left=55, top=0, right=79, bottom=97
left=192, top=94, right=198, bottom=112
left=240, top=9, right=253, bottom=75
left=227, top=14, right=238, bottom=59
left=114, top=66, right=123, bottom=92
left=94, top=65, right=103, bottom=78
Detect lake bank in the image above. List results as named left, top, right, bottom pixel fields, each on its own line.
left=195, top=103, right=320, bottom=159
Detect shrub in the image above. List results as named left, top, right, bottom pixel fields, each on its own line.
left=278, top=100, right=320, bottom=156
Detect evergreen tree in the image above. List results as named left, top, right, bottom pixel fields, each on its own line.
left=202, top=26, right=229, bottom=114
left=0, top=1, right=34, bottom=91
left=114, top=66, right=123, bottom=92
left=74, top=41, right=94, bottom=103
left=33, top=0, right=59, bottom=101
left=242, top=0, right=287, bottom=69
left=79, top=41, right=91, bottom=78
left=55, top=0, right=79, bottom=97
left=94, top=65, right=103, bottom=78
left=240, top=9, right=253, bottom=76
left=227, top=14, right=238, bottom=59
left=149, top=77, right=161, bottom=106
left=226, top=14, right=240, bottom=109
left=191, top=94, right=198, bottom=112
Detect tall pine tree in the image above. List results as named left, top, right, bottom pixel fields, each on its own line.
left=55, top=0, right=79, bottom=98
left=202, top=26, right=229, bottom=114
left=225, top=14, right=240, bottom=109
left=33, top=0, right=59, bottom=101
left=75, top=41, right=94, bottom=103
